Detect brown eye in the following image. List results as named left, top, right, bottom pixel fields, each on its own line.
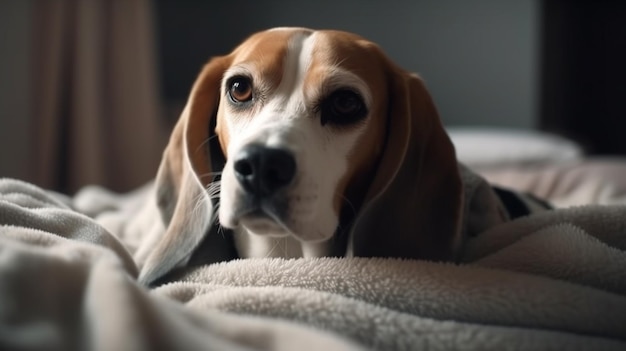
left=228, top=76, right=253, bottom=103
left=320, top=89, right=367, bottom=126
left=331, top=91, right=361, bottom=115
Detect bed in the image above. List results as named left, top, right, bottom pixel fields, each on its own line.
left=1, top=128, right=626, bottom=351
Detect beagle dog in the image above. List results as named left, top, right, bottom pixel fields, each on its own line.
left=138, top=27, right=544, bottom=285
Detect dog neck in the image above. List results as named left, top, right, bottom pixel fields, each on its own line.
left=232, top=227, right=333, bottom=258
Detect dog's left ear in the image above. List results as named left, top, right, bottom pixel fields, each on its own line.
left=348, top=64, right=463, bottom=262
left=138, top=56, right=234, bottom=285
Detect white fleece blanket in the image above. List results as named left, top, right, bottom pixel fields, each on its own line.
left=1, top=178, right=626, bottom=351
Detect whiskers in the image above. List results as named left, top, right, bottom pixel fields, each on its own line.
left=205, top=178, right=222, bottom=202
left=339, top=194, right=357, bottom=217
left=197, top=170, right=222, bottom=183
left=193, top=133, right=225, bottom=228
left=326, top=194, right=357, bottom=245
left=195, top=134, right=219, bottom=154
left=186, top=175, right=226, bottom=238
left=264, top=238, right=283, bottom=258
left=205, top=179, right=227, bottom=237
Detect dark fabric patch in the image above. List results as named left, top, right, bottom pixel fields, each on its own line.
left=493, top=186, right=531, bottom=219
left=525, top=192, right=554, bottom=210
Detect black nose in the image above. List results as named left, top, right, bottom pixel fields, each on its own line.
left=233, top=145, right=296, bottom=197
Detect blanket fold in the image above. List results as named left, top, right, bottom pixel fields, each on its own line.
left=1, top=177, right=626, bottom=350
left=158, top=257, right=626, bottom=342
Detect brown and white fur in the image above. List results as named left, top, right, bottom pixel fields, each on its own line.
left=138, top=27, right=469, bottom=285
left=217, top=28, right=389, bottom=258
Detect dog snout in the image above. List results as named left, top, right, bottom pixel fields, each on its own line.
left=233, top=144, right=296, bottom=197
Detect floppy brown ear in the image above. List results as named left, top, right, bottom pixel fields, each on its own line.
left=138, top=56, right=233, bottom=285
left=348, top=67, right=463, bottom=262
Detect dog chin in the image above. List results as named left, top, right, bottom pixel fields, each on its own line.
left=240, top=216, right=291, bottom=237
left=220, top=204, right=337, bottom=243
left=237, top=215, right=335, bottom=244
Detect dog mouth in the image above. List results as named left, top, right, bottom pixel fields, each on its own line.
left=225, top=198, right=292, bottom=237
left=241, top=214, right=288, bottom=236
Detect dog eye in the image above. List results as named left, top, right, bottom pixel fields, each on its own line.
left=227, top=76, right=253, bottom=103
left=320, top=89, right=367, bottom=126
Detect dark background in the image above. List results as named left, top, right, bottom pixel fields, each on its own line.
left=153, top=0, right=539, bottom=129
left=540, top=0, right=626, bottom=155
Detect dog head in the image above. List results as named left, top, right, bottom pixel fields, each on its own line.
left=139, top=28, right=462, bottom=285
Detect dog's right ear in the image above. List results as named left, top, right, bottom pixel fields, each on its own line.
left=138, top=56, right=233, bottom=286
left=348, top=53, right=464, bottom=262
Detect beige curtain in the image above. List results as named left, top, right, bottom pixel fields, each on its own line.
left=32, top=0, right=165, bottom=193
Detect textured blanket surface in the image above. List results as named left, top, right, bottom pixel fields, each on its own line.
left=1, top=178, right=626, bottom=350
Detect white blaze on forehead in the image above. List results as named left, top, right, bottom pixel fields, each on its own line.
left=268, top=31, right=316, bottom=114
left=279, top=31, right=373, bottom=113
left=268, top=27, right=311, bottom=33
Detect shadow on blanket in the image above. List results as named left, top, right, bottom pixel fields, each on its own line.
left=1, top=178, right=626, bottom=351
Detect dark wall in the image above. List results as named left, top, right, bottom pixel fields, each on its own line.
left=541, top=0, right=626, bottom=154
left=0, top=1, right=32, bottom=180
left=155, top=0, right=539, bottom=128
